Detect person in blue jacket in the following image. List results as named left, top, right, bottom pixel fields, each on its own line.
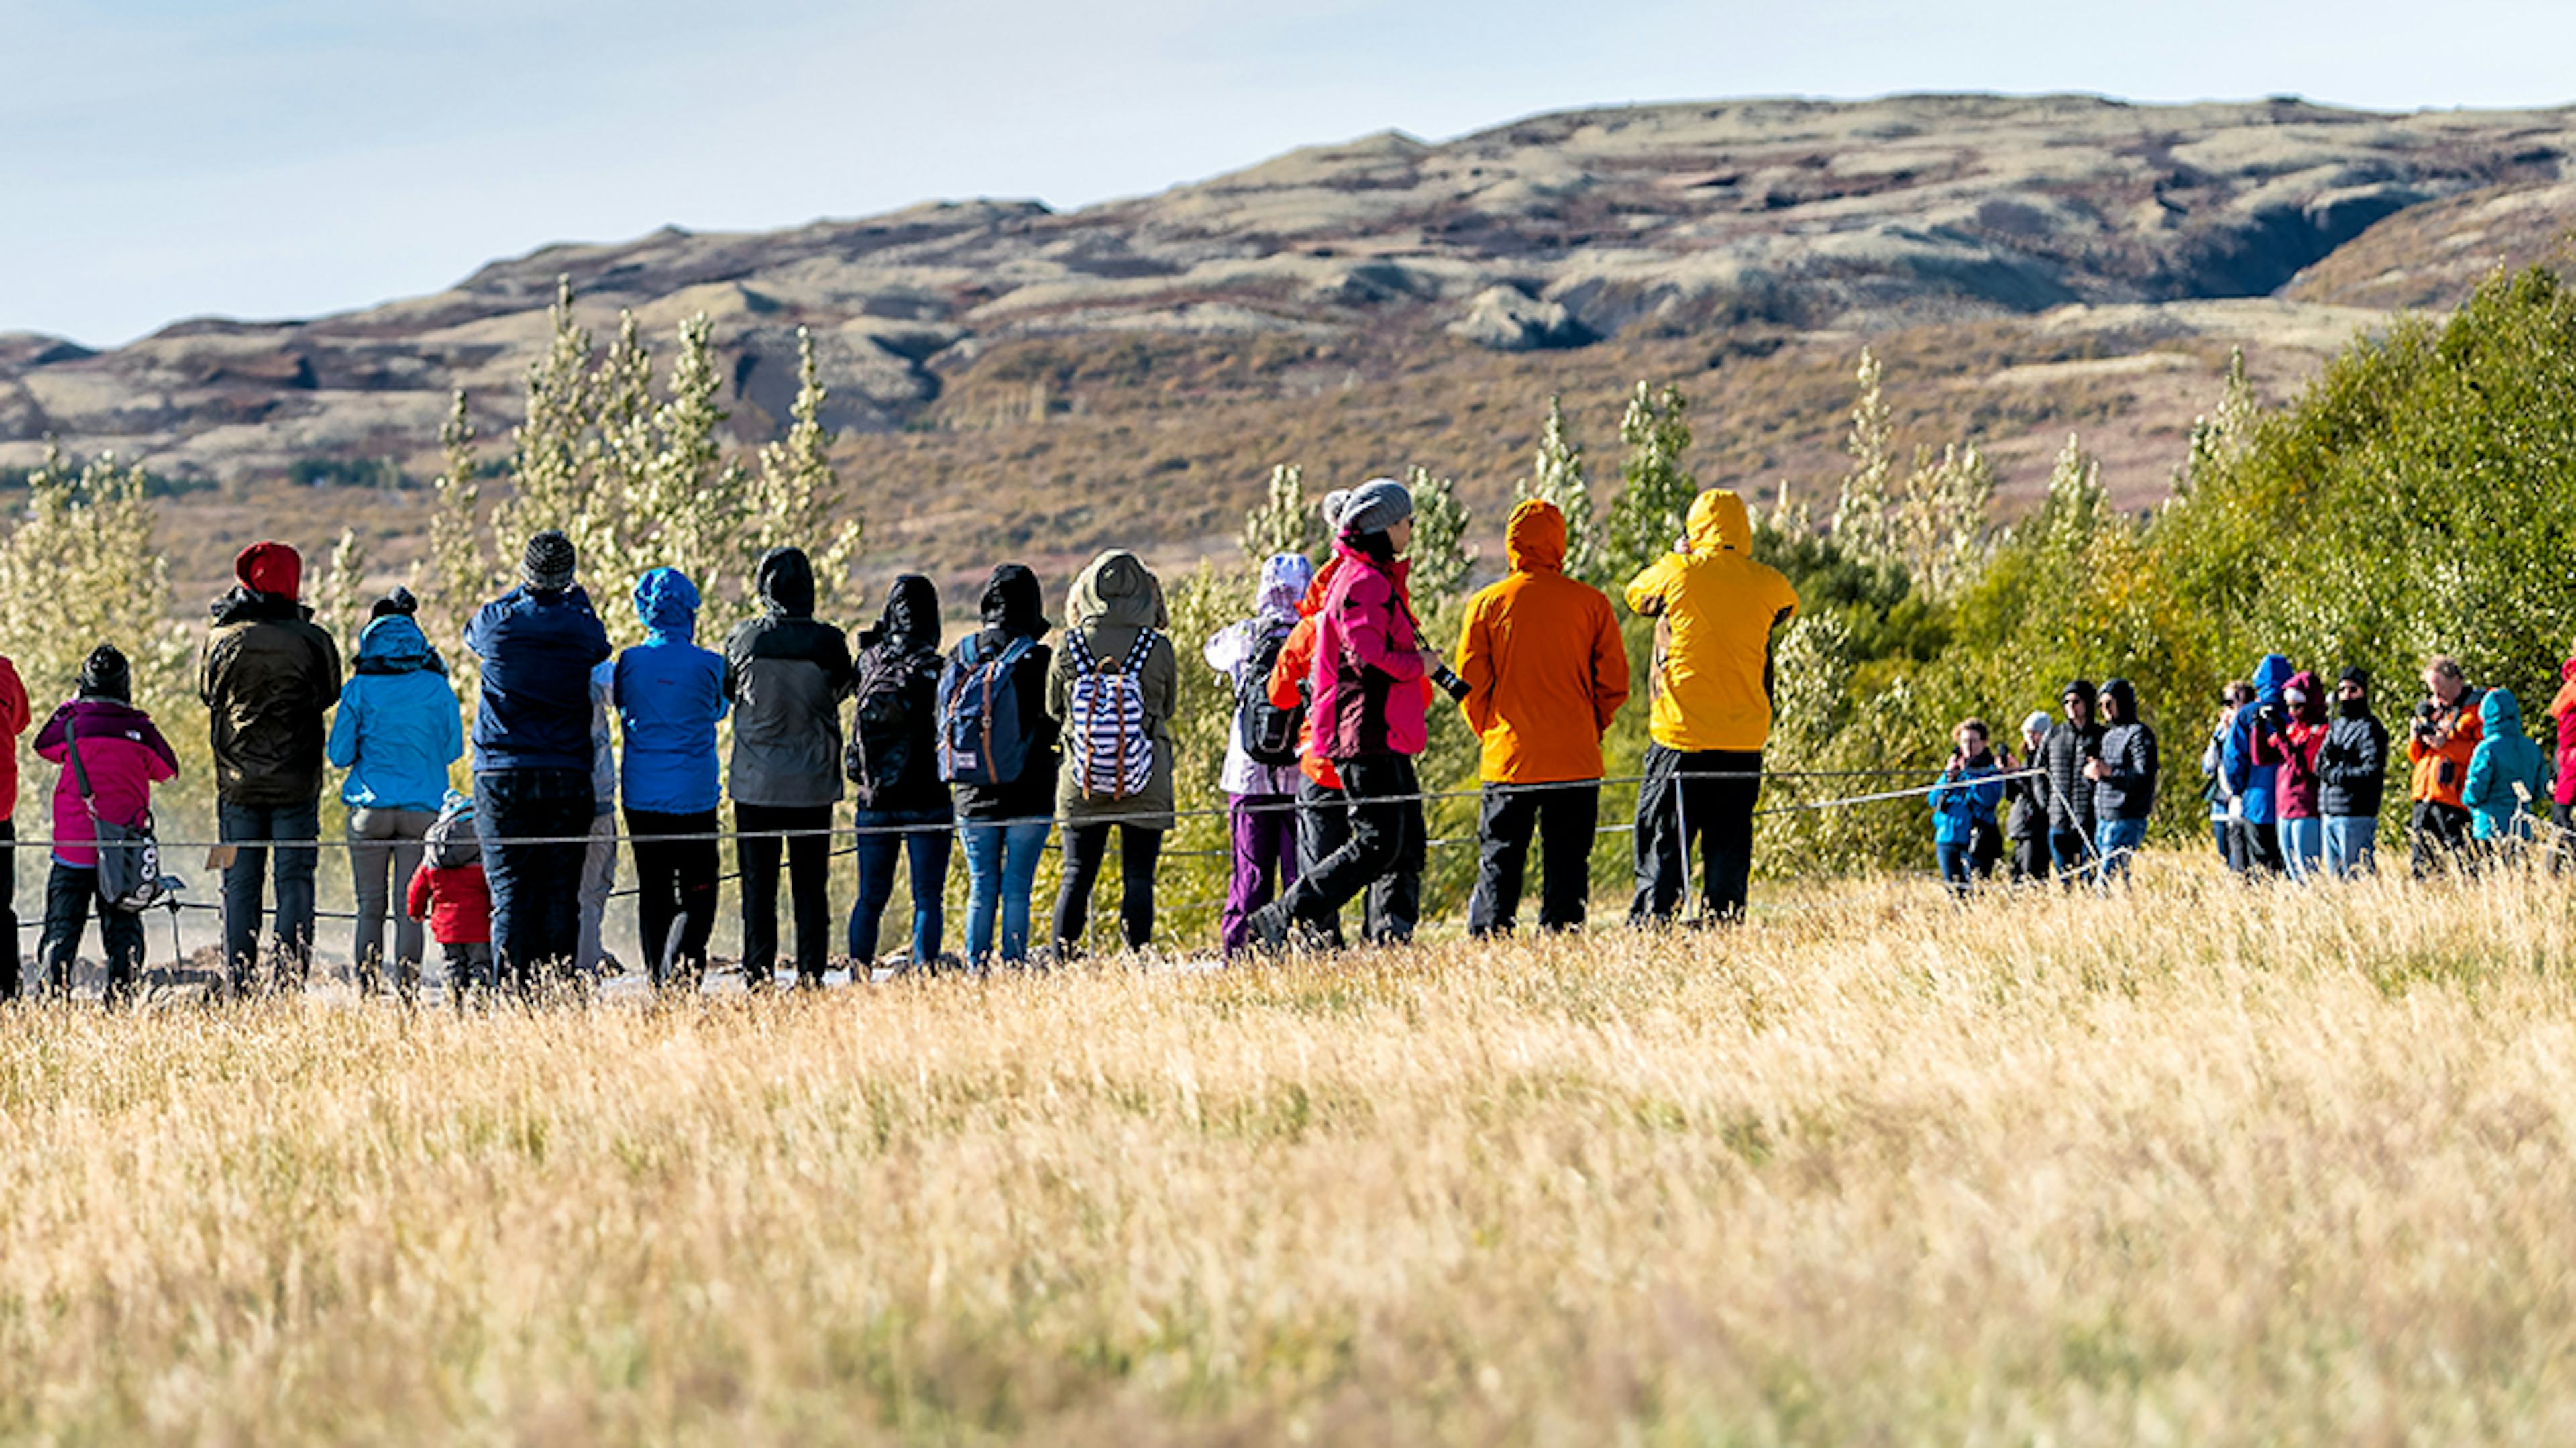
left=2221, top=653, right=2294, bottom=877
left=2463, top=686, right=2548, bottom=865
left=464, top=531, right=614, bottom=990
left=1930, top=717, right=2005, bottom=897
left=326, top=608, right=462, bottom=995
left=612, top=567, right=728, bottom=987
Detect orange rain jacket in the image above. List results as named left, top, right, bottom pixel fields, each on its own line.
left=1456, top=500, right=1629, bottom=783
left=1621, top=490, right=1799, bottom=753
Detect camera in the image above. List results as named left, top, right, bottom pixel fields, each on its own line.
left=1429, top=661, right=1470, bottom=703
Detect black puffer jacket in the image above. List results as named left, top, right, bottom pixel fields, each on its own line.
left=2040, top=718, right=2104, bottom=836
left=200, top=588, right=343, bottom=806
left=2318, top=700, right=2390, bottom=819
left=2002, top=750, right=2049, bottom=840
left=845, top=575, right=951, bottom=815
left=2092, top=679, right=2159, bottom=821
left=722, top=548, right=854, bottom=810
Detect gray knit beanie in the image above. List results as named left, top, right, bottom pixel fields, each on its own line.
left=522, top=530, right=577, bottom=592
left=1338, top=477, right=1413, bottom=536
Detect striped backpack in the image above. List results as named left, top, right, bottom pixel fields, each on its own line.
left=1065, top=628, right=1157, bottom=800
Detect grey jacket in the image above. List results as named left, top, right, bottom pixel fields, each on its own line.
left=722, top=549, right=854, bottom=809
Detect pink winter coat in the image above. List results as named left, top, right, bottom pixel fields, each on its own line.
left=34, top=699, right=178, bottom=867
left=1306, top=539, right=1429, bottom=761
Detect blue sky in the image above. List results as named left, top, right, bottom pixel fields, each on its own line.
left=5, top=0, right=2571, bottom=346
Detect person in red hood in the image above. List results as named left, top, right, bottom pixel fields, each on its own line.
left=2547, top=653, right=2576, bottom=869
left=34, top=647, right=178, bottom=1003
left=1250, top=478, right=1442, bottom=951
left=0, top=649, right=25, bottom=999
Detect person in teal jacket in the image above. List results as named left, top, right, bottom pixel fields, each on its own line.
left=2463, top=686, right=2548, bottom=860
left=327, top=611, right=464, bottom=991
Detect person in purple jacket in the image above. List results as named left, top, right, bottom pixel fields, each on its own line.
left=33, top=647, right=178, bottom=1004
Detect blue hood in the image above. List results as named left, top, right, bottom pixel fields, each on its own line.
left=2251, top=653, right=2294, bottom=708
left=355, top=613, right=433, bottom=673
left=2482, top=687, right=2523, bottom=734
left=635, top=567, right=701, bottom=643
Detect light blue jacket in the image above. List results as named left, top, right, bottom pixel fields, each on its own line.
left=326, top=614, right=464, bottom=812
left=1929, top=753, right=2004, bottom=847
left=611, top=568, right=729, bottom=815
left=2464, top=688, right=2548, bottom=841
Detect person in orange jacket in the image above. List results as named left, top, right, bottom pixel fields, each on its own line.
left=1456, top=500, right=1628, bottom=934
left=2406, top=654, right=2483, bottom=875
left=0, top=649, right=26, bottom=999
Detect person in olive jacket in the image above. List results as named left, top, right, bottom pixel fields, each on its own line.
left=201, top=541, right=342, bottom=991
left=724, top=547, right=853, bottom=988
left=2316, top=667, right=2390, bottom=878
left=1046, top=549, right=1179, bottom=956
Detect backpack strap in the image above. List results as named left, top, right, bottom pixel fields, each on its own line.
left=64, top=713, right=95, bottom=806
left=1123, top=628, right=1159, bottom=674
left=1066, top=628, right=1099, bottom=673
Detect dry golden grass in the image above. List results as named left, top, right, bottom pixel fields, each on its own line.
left=7, top=850, right=2576, bottom=1442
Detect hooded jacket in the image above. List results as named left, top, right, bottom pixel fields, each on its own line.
left=1203, top=553, right=1316, bottom=798
left=2318, top=685, right=2390, bottom=820
left=1929, top=747, right=2004, bottom=847
left=2463, top=687, right=2547, bottom=840
left=0, top=655, right=27, bottom=820
left=35, top=698, right=178, bottom=867
left=464, top=583, right=613, bottom=775
left=200, top=587, right=343, bottom=805
left=1621, top=490, right=1799, bottom=753
left=2040, top=700, right=2104, bottom=838
left=1306, top=537, right=1428, bottom=764
left=325, top=614, right=462, bottom=813
left=2092, top=679, right=2159, bottom=822
left=1047, top=549, right=1180, bottom=824
left=951, top=564, right=1060, bottom=822
left=847, top=574, right=951, bottom=815
left=2222, top=654, right=2294, bottom=826
left=2546, top=659, right=2576, bottom=808
left=612, top=568, right=729, bottom=816
left=723, top=548, right=855, bottom=810
left=2408, top=679, right=2485, bottom=810
left=2273, top=669, right=2328, bottom=821
left=1458, top=500, right=1631, bottom=785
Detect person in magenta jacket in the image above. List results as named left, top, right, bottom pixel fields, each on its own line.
left=1249, top=478, right=1435, bottom=950
left=32, top=647, right=178, bottom=1003
left=2274, top=669, right=2328, bottom=882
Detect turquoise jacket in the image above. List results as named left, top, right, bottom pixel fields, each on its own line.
left=2463, top=688, right=2548, bottom=841
left=327, top=614, right=464, bottom=812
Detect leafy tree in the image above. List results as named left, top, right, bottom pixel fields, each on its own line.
left=1832, top=348, right=1898, bottom=566
left=1403, top=464, right=1474, bottom=598
left=1602, top=382, right=1695, bottom=586
left=1513, top=396, right=1607, bottom=585
left=1240, top=463, right=1321, bottom=562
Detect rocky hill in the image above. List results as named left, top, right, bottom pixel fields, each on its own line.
left=5, top=93, right=2574, bottom=596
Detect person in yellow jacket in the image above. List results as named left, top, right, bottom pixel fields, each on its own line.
left=1456, top=500, right=1629, bottom=935
left=1621, top=488, right=1799, bottom=924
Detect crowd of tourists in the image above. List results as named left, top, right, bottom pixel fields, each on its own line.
left=0, top=474, right=1824, bottom=1001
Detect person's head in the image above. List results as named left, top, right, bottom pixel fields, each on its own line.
left=874, top=574, right=941, bottom=651
left=2100, top=677, right=2138, bottom=725
left=235, top=541, right=302, bottom=602
left=2222, top=680, right=2254, bottom=709
left=76, top=644, right=129, bottom=704
left=1953, top=717, right=1989, bottom=757
left=2062, top=679, right=2096, bottom=726
left=2021, top=710, right=2050, bottom=753
left=369, top=586, right=419, bottom=620
left=754, top=546, right=816, bottom=618
left=1256, top=552, right=1316, bottom=622
left=2337, top=666, right=2370, bottom=714
left=978, top=563, right=1047, bottom=640
left=2424, top=655, right=2466, bottom=706
left=633, top=567, right=701, bottom=641
left=1338, top=477, right=1414, bottom=560
left=521, top=530, right=577, bottom=595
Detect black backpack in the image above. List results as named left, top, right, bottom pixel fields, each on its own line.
left=847, top=649, right=925, bottom=806
left=1236, top=624, right=1304, bottom=769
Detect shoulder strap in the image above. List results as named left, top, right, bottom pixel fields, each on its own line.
left=64, top=714, right=95, bottom=803
left=1067, top=629, right=1100, bottom=673
left=1123, top=628, right=1159, bottom=673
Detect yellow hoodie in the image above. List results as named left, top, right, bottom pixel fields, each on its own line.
left=1621, top=490, right=1800, bottom=753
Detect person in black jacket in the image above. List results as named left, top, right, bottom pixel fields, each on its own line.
left=949, top=565, right=1060, bottom=968
left=2316, top=666, right=2390, bottom=879
left=845, top=575, right=951, bottom=969
left=724, top=547, right=855, bottom=989
left=2002, top=711, right=2052, bottom=883
left=2039, top=679, right=2104, bottom=881
left=2084, top=678, right=2157, bottom=885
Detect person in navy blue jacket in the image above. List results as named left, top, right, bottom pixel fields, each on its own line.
left=1930, top=718, right=2005, bottom=897
left=464, top=531, right=612, bottom=991
left=612, top=567, right=728, bottom=987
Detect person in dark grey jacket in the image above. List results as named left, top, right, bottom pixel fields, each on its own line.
left=2038, top=679, right=2103, bottom=880
left=2002, top=710, right=2052, bottom=883
left=724, top=547, right=853, bottom=987
left=2316, top=666, right=2390, bottom=879
left=2084, top=678, right=2157, bottom=885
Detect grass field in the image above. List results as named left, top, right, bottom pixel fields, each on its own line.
left=5, top=850, right=2575, bottom=1442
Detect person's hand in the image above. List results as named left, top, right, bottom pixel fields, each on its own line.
left=2083, top=758, right=2110, bottom=781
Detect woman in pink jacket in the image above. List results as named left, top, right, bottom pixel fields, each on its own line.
left=1248, top=478, right=1436, bottom=950
left=34, top=647, right=178, bottom=1002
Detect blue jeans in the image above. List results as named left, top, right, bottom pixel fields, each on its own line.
left=475, top=769, right=593, bottom=990
left=2323, top=816, right=2377, bottom=878
left=220, top=797, right=321, bottom=985
left=960, top=818, right=1049, bottom=965
left=849, top=809, right=953, bottom=964
left=2047, top=826, right=2094, bottom=879
left=2279, top=816, right=2325, bottom=883
left=1934, top=840, right=1981, bottom=897
left=2094, top=818, right=2148, bottom=886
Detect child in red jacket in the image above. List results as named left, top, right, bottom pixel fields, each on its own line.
left=407, top=790, right=492, bottom=999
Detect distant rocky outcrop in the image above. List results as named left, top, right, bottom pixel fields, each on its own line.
left=5, top=93, right=2575, bottom=480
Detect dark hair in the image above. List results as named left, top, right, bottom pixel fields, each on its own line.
left=1347, top=528, right=1397, bottom=565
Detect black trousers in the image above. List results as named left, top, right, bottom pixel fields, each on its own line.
left=2008, top=832, right=2050, bottom=885
left=2231, top=818, right=2284, bottom=877
left=1054, top=822, right=1165, bottom=955
left=1469, top=781, right=1599, bottom=935
left=1295, top=775, right=1421, bottom=944
left=736, top=802, right=833, bottom=984
left=2410, top=801, right=2473, bottom=877
left=629, top=808, right=720, bottom=986
left=39, top=861, right=142, bottom=1002
left=0, top=820, right=17, bottom=1000
left=1629, top=745, right=1762, bottom=925
left=1280, top=757, right=1423, bottom=938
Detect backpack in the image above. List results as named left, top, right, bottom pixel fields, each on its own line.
left=1066, top=628, right=1158, bottom=801
left=937, top=634, right=1037, bottom=787
left=425, top=796, right=481, bottom=870
left=847, top=647, right=924, bottom=805
left=1236, top=623, right=1303, bottom=769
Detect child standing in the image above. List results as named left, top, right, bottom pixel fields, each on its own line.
left=1203, top=553, right=1316, bottom=954
left=32, top=647, right=178, bottom=1003
left=408, top=789, right=495, bottom=1000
